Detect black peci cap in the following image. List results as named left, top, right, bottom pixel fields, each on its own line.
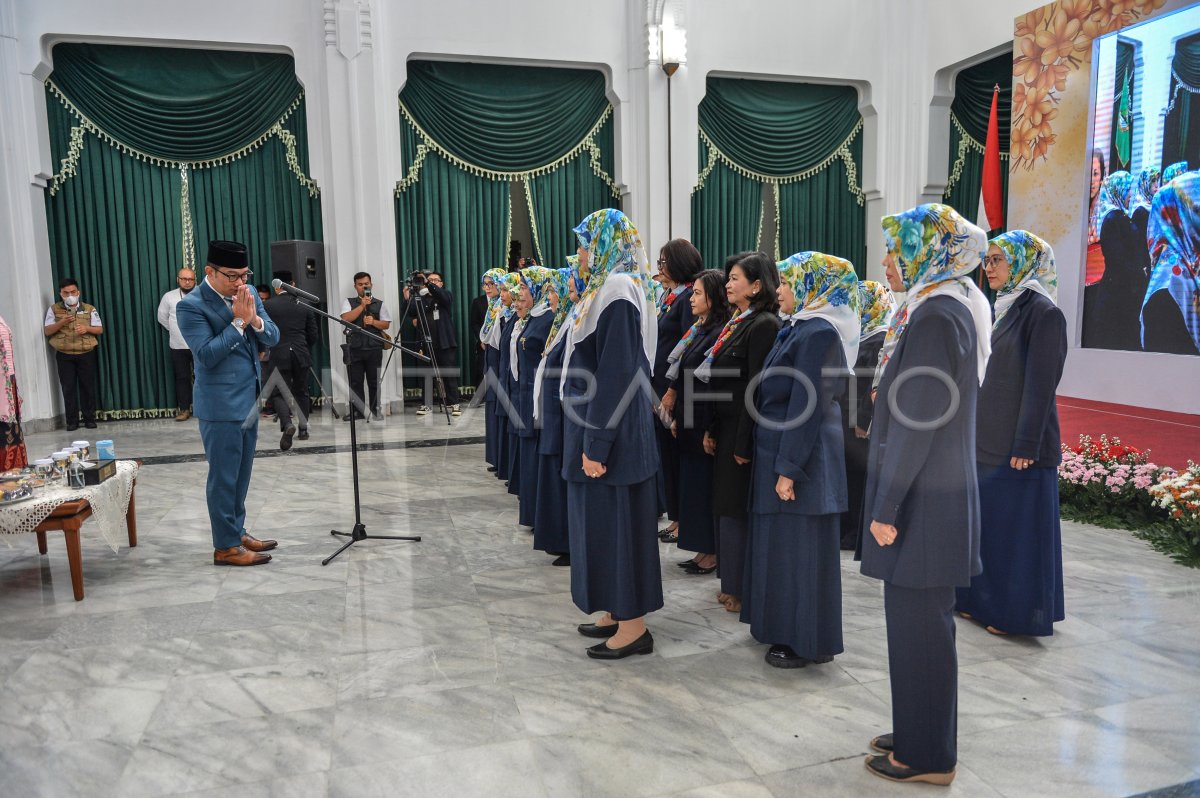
left=207, top=240, right=248, bottom=269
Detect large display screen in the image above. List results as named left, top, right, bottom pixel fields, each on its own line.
left=1083, top=5, right=1200, bottom=356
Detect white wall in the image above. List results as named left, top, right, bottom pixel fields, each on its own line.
left=2, top=0, right=1196, bottom=424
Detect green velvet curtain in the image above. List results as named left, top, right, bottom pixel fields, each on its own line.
left=394, top=60, right=618, bottom=385
left=1110, top=41, right=1135, bottom=173
left=942, top=53, right=1012, bottom=298
left=1163, top=32, right=1200, bottom=169
left=43, top=43, right=324, bottom=418
left=691, top=77, right=865, bottom=272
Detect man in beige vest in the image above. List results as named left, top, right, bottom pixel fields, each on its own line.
left=43, top=277, right=102, bottom=431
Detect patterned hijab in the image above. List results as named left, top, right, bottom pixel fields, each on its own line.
left=876, top=203, right=992, bottom=385
left=545, top=259, right=578, bottom=356
left=1096, top=171, right=1134, bottom=222
left=989, top=230, right=1058, bottom=330
left=479, top=267, right=507, bottom=344
left=499, top=272, right=522, bottom=322
left=1142, top=171, right=1200, bottom=351
left=1162, top=161, right=1189, bottom=188
left=857, top=280, right=895, bottom=339
left=1131, top=165, right=1161, bottom=216
left=562, top=209, right=657, bottom=377
left=777, top=251, right=862, bottom=369
left=519, top=266, right=558, bottom=319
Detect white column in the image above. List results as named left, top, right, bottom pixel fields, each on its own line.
left=0, top=0, right=59, bottom=430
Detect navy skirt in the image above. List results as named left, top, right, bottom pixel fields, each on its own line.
left=484, top=400, right=498, bottom=467
left=518, top=435, right=539, bottom=527
left=533, top=453, right=569, bottom=554
left=567, top=477, right=664, bottom=620
left=956, top=463, right=1064, bottom=636
left=494, top=414, right=510, bottom=480
left=506, top=429, right=520, bottom=495
left=741, top=512, right=843, bottom=658
left=655, top=423, right=680, bottom=521
left=676, top=451, right=716, bottom=554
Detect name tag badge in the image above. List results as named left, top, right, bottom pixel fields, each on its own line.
left=433, top=308, right=440, bottom=320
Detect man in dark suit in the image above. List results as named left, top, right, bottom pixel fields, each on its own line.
left=177, top=240, right=281, bottom=567
left=264, top=270, right=319, bottom=450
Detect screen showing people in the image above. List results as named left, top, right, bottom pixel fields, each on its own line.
left=1083, top=6, right=1200, bottom=357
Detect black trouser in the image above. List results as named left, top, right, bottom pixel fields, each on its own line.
left=347, top=347, right=383, bottom=416
left=170, top=348, right=193, bottom=411
left=884, top=582, right=958, bottom=773
left=56, top=349, right=98, bottom=424
left=271, top=363, right=311, bottom=430
left=425, top=346, right=460, bottom=406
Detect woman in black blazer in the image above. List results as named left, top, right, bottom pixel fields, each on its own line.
left=652, top=240, right=702, bottom=542
left=957, top=230, right=1067, bottom=637
left=660, top=269, right=732, bottom=573
left=700, top=252, right=782, bottom=614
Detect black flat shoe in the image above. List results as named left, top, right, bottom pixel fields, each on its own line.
left=864, top=754, right=955, bottom=785
left=577, top=622, right=619, bottom=638
left=870, top=733, right=894, bottom=754
left=676, top=559, right=698, bottom=568
left=551, top=554, right=571, bottom=566
left=487, top=465, right=497, bottom=472
left=587, top=630, right=654, bottom=659
left=765, top=644, right=810, bottom=669
left=681, top=562, right=716, bottom=575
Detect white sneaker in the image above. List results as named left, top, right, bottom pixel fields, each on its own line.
left=415, top=405, right=430, bottom=416
left=450, top=405, right=462, bottom=416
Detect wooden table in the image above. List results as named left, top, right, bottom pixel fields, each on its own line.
left=33, top=479, right=138, bottom=601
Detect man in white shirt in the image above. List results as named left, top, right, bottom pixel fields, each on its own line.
left=157, top=268, right=197, bottom=421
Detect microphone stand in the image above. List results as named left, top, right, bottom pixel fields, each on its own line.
left=276, top=291, right=428, bottom=564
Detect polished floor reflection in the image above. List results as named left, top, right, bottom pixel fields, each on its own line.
left=1, top=407, right=1198, bottom=797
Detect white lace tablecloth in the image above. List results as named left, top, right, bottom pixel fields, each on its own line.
left=0, top=460, right=139, bottom=552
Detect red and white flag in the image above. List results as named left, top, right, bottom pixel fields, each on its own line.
left=978, top=84, right=1004, bottom=232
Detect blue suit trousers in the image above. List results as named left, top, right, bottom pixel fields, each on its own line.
left=199, top=418, right=259, bottom=549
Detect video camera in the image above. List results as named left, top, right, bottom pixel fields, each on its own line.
left=404, top=268, right=430, bottom=289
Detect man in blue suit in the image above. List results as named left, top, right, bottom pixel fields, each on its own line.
left=177, top=240, right=281, bottom=566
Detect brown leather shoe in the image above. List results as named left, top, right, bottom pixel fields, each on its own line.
left=214, top=546, right=271, bottom=566
left=241, top=533, right=278, bottom=552
left=175, top=409, right=190, bottom=421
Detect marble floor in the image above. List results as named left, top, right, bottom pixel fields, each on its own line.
left=1, top=406, right=1199, bottom=797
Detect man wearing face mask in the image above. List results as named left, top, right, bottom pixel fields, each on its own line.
left=157, top=267, right=197, bottom=421
left=43, top=277, right=103, bottom=431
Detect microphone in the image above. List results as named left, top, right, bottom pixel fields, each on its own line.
left=271, top=279, right=320, bottom=303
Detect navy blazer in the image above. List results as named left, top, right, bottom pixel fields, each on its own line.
left=515, top=311, right=553, bottom=439
left=670, top=322, right=723, bottom=455
left=750, top=319, right=848, bottom=516
left=860, top=296, right=982, bottom=589
left=653, top=286, right=696, bottom=396
left=263, top=293, right=319, bottom=371
left=495, top=315, right=518, bottom=422
left=537, top=342, right=568, bottom=455
left=560, top=299, right=659, bottom=485
left=976, top=291, right=1067, bottom=467
left=177, top=279, right=280, bottom=422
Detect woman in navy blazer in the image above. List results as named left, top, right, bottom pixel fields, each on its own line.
left=514, top=267, right=557, bottom=528
left=561, top=209, right=662, bottom=660
left=478, top=268, right=506, bottom=472
left=651, top=239, right=702, bottom=541
left=493, top=274, right=520, bottom=484
left=741, top=252, right=860, bottom=669
left=861, top=204, right=992, bottom=786
left=956, top=231, right=1067, bottom=637
left=702, top=253, right=782, bottom=614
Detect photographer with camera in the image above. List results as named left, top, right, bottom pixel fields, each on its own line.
left=339, top=271, right=391, bottom=421
left=403, top=270, right=460, bottom=416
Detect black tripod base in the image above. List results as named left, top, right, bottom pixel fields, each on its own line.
left=322, top=522, right=421, bottom=565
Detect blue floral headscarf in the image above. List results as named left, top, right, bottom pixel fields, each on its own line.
left=519, top=266, right=557, bottom=310
left=1162, top=161, right=1189, bottom=188
left=499, top=272, right=522, bottom=321
left=1095, top=171, right=1134, bottom=224
left=545, top=259, right=579, bottom=354
left=989, top=230, right=1057, bottom=330
left=479, top=267, right=507, bottom=343
left=777, top=251, right=862, bottom=368
left=1131, top=165, right=1161, bottom=216
left=876, top=203, right=991, bottom=385
left=1143, top=172, right=1200, bottom=351
left=857, top=280, right=895, bottom=338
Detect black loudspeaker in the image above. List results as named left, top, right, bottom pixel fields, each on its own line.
left=270, top=240, right=327, bottom=306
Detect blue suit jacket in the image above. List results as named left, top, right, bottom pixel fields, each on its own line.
left=177, top=280, right=280, bottom=422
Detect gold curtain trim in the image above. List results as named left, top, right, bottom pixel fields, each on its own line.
left=393, top=100, right=620, bottom=198
left=1165, top=66, right=1200, bottom=115
left=693, top=120, right=865, bottom=206
left=523, top=176, right=545, bottom=265
left=772, top=182, right=782, bottom=260
left=44, top=79, right=321, bottom=196
left=944, top=112, right=1010, bottom=199
left=180, top=164, right=195, bottom=270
